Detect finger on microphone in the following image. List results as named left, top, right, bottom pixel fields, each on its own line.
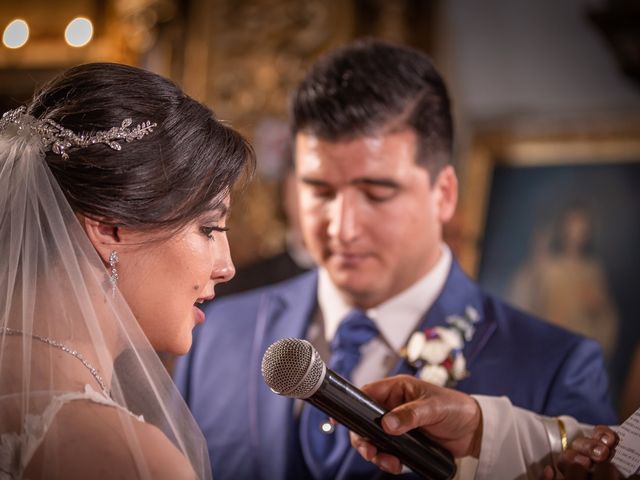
left=372, top=452, right=403, bottom=475
left=351, top=435, right=403, bottom=474
left=382, top=398, right=436, bottom=436
left=381, top=412, right=403, bottom=434
left=361, top=374, right=419, bottom=408
left=360, top=380, right=395, bottom=408
left=349, top=431, right=378, bottom=461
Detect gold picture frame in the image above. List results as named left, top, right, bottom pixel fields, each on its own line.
left=457, top=127, right=640, bottom=278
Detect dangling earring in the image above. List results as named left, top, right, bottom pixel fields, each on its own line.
left=109, top=251, right=119, bottom=297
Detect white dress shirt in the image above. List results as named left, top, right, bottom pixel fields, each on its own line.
left=315, top=244, right=452, bottom=388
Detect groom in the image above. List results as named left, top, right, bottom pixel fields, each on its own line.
left=174, top=39, right=617, bottom=479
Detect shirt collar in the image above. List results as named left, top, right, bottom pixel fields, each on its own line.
left=318, top=244, right=452, bottom=352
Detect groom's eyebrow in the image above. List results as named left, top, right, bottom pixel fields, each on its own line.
left=352, top=178, right=400, bottom=189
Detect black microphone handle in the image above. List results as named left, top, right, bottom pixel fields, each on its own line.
left=307, top=369, right=457, bottom=480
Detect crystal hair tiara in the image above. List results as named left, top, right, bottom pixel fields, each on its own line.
left=0, top=106, right=157, bottom=159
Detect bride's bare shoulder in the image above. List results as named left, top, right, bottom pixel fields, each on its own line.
left=25, top=400, right=196, bottom=479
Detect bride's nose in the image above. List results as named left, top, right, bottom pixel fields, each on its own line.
left=210, top=235, right=235, bottom=284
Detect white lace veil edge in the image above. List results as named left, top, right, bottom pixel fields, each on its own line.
left=0, top=119, right=211, bottom=479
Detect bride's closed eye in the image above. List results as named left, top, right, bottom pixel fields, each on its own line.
left=200, top=225, right=229, bottom=240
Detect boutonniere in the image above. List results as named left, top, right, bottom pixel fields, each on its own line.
left=401, top=306, right=480, bottom=387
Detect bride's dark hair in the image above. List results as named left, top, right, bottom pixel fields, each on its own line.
left=27, top=62, right=254, bottom=231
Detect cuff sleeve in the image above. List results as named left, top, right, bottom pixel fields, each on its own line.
left=472, top=395, right=586, bottom=480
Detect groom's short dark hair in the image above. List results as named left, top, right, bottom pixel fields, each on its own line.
left=290, top=38, right=453, bottom=177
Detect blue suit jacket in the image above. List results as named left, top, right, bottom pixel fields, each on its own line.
left=174, top=261, right=617, bottom=480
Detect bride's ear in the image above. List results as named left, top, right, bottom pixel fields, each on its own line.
left=79, top=215, right=121, bottom=265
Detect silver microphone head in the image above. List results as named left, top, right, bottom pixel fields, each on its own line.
left=261, top=338, right=326, bottom=399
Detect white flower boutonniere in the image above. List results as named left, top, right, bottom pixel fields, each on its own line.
left=402, top=306, right=480, bottom=387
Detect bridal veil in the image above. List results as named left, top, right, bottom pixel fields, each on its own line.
left=0, top=63, right=252, bottom=479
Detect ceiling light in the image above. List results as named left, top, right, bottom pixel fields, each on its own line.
left=3, top=19, right=29, bottom=49
left=65, top=17, right=93, bottom=47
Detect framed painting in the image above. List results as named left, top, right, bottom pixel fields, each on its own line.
left=456, top=127, right=640, bottom=407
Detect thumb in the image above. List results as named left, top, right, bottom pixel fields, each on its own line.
left=381, top=398, right=439, bottom=436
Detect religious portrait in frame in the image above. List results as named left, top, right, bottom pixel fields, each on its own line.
left=456, top=128, right=640, bottom=405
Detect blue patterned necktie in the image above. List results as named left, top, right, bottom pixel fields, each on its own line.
left=300, top=309, right=379, bottom=480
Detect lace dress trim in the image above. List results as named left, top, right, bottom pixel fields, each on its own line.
left=0, top=385, right=144, bottom=479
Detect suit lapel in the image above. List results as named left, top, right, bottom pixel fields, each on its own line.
left=250, top=271, right=319, bottom=480
left=390, top=259, right=497, bottom=377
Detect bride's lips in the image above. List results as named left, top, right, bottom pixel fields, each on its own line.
left=193, top=295, right=215, bottom=324
left=192, top=305, right=205, bottom=324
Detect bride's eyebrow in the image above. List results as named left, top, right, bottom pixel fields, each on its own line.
left=199, top=204, right=230, bottom=224
left=213, top=204, right=228, bottom=218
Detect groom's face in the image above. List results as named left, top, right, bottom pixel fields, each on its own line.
left=295, top=128, right=456, bottom=309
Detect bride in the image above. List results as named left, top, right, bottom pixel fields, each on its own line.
left=0, top=63, right=253, bottom=479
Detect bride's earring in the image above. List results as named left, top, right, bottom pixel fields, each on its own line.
left=109, top=251, right=119, bottom=297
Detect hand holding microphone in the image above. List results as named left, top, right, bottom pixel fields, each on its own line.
left=349, top=375, right=483, bottom=475
left=261, top=338, right=458, bottom=480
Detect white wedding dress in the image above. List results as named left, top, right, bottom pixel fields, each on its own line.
left=0, top=385, right=144, bottom=479
left=1, top=96, right=212, bottom=480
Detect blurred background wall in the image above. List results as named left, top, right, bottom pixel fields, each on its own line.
left=2, top=0, right=638, bottom=417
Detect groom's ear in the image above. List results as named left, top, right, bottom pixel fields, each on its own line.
left=79, top=215, right=121, bottom=265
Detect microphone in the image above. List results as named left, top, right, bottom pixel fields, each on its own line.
left=261, top=338, right=457, bottom=480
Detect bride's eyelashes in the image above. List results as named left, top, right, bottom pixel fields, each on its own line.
left=200, top=225, right=229, bottom=240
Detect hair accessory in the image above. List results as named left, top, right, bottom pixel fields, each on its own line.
left=0, top=106, right=157, bottom=159
left=109, top=250, right=119, bottom=297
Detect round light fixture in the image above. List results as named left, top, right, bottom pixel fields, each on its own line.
left=3, top=19, right=29, bottom=49
left=65, top=17, right=93, bottom=47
